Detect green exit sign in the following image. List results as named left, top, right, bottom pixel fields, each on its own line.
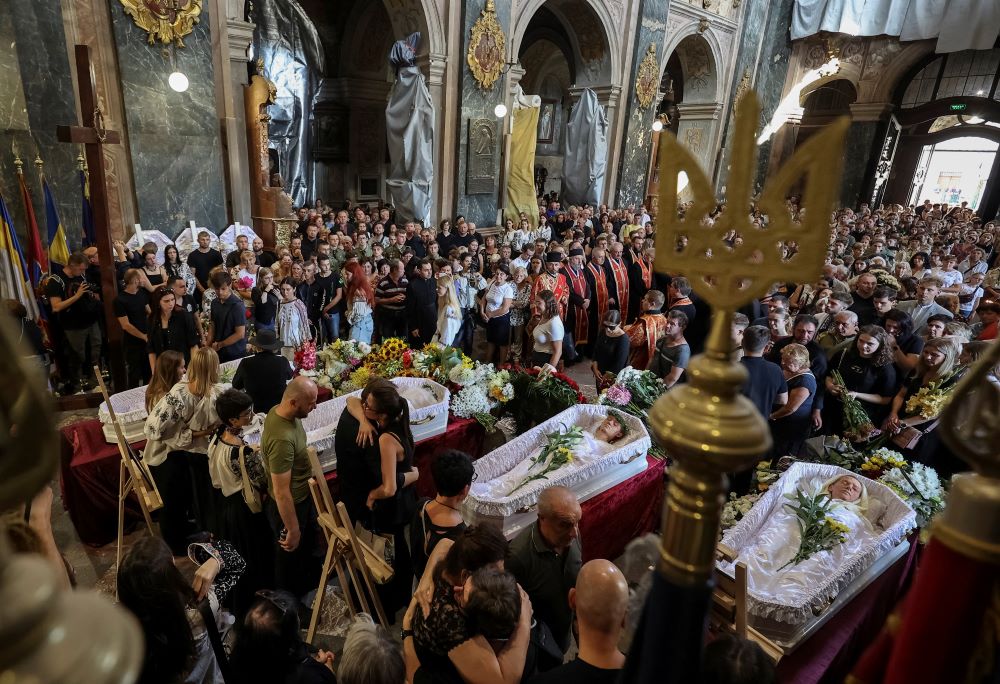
left=950, top=103, right=968, bottom=111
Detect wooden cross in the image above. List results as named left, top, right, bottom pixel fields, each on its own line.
left=57, top=44, right=127, bottom=392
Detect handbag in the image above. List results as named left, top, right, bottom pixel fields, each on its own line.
left=891, top=419, right=939, bottom=450
left=353, top=521, right=396, bottom=583
left=238, top=448, right=262, bottom=514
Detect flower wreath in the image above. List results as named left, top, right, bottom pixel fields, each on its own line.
left=604, top=409, right=631, bottom=440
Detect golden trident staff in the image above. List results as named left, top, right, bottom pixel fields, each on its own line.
left=622, top=92, right=849, bottom=682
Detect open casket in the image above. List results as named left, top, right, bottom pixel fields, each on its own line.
left=98, top=359, right=245, bottom=444
left=462, top=405, right=651, bottom=538
left=717, top=462, right=915, bottom=652
left=243, top=377, right=450, bottom=473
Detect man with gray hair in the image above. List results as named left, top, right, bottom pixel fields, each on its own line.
left=507, top=486, right=582, bottom=655
left=338, top=616, right=405, bottom=684
left=817, top=309, right=859, bottom=357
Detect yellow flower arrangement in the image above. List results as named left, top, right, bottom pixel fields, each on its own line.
left=349, top=367, right=371, bottom=390
left=824, top=518, right=851, bottom=536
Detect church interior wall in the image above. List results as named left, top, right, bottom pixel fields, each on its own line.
left=0, top=1, right=82, bottom=248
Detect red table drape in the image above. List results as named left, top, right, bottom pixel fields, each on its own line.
left=580, top=456, right=665, bottom=562
left=59, top=415, right=487, bottom=547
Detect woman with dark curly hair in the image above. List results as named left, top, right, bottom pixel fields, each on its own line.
left=822, top=324, right=898, bottom=436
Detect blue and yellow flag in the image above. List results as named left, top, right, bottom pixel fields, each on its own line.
left=80, top=168, right=95, bottom=248
left=43, top=177, right=70, bottom=267
left=0, top=192, right=41, bottom=320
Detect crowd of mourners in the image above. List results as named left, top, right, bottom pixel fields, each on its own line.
left=6, top=191, right=999, bottom=684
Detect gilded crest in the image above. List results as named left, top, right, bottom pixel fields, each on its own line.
left=467, top=0, right=506, bottom=90
left=119, top=0, right=202, bottom=47
left=635, top=44, right=658, bottom=109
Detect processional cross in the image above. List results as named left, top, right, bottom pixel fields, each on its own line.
left=56, top=44, right=126, bottom=391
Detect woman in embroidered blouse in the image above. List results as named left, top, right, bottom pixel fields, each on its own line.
left=433, top=274, right=462, bottom=347
left=118, top=535, right=246, bottom=684
left=144, top=346, right=224, bottom=554
left=164, top=243, right=198, bottom=295
left=508, top=267, right=532, bottom=365
left=276, top=278, right=312, bottom=363
left=344, top=260, right=375, bottom=344
left=146, top=350, right=186, bottom=413
left=207, top=389, right=273, bottom=605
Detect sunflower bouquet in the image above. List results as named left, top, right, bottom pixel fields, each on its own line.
left=829, top=370, right=877, bottom=442
left=779, top=489, right=851, bottom=570
left=508, top=425, right=583, bottom=495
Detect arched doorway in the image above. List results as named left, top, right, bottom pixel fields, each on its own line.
left=798, top=79, right=857, bottom=146
left=881, top=49, right=1000, bottom=218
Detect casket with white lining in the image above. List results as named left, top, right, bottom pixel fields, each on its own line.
left=242, top=377, right=450, bottom=473
left=98, top=359, right=244, bottom=444
left=719, top=462, right=915, bottom=648
left=462, top=405, right=651, bottom=538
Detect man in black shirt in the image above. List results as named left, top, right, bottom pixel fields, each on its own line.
left=532, top=559, right=628, bottom=684
left=114, top=268, right=151, bottom=388
left=848, top=272, right=879, bottom=326
left=736, top=325, right=788, bottom=493
left=232, top=329, right=292, bottom=414
left=311, top=255, right=343, bottom=344
left=169, top=275, right=206, bottom=343
left=207, top=271, right=247, bottom=362
left=225, top=235, right=250, bottom=269
left=406, top=258, right=437, bottom=347
left=252, top=237, right=278, bottom=269
left=300, top=224, right=322, bottom=262
left=186, top=231, right=224, bottom=302
left=46, top=252, right=103, bottom=393
left=404, top=222, right=427, bottom=259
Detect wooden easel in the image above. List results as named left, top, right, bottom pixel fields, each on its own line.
left=711, top=543, right=784, bottom=662
left=305, top=448, right=391, bottom=643
left=93, top=367, right=163, bottom=573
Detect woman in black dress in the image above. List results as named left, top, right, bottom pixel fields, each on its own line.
left=207, top=388, right=274, bottom=610
left=345, top=378, right=419, bottom=613
left=769, top=343, right=817, bottom=458
left=146, top=286, right=199, bottom=372
left=823, top=325, right=898, bottom=437
left=251, top=267, right=280, bottom=331
left=590, top=309, right=630, bottom=387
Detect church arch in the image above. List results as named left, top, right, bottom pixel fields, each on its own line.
left=511, top=0, right=619, bottom=82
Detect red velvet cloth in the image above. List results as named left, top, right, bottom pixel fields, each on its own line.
left=60, top=415, right=485, bottom=547
left=59, top=421, right=146, bottom=546
left=580, top=456, right=665, bottom=562
left=775, top=537, right=919, bottom=684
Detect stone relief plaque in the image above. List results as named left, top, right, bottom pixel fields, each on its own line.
left=467, top=117, right=497, bottom=195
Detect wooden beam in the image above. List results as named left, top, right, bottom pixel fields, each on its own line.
left=56, top=126, right=122, bottom=146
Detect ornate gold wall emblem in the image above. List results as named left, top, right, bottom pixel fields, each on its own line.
left=119, top=0, right=202, bottom=47
left=635, top=44, right=658, bottom=109
left=467, top=0, right=506, bottom=90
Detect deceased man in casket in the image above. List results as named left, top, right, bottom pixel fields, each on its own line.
left=466, top=406, right=651, bottom=519
left=719, top=463, right=916, bottom=625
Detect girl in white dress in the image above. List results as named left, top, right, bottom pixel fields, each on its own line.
left=276, top=278, right=312, bottom=363
left=433, top=274, right=462, bottom=347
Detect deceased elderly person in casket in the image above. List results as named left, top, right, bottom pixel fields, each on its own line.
left=719, top=463, right=916, bottom=625
left=465, top=405, right=651, bottom=521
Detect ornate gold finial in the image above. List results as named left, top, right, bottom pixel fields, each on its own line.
left=33, top=154, right=44, bottom=174
left=0, top=316, right=143, bottom=682
left=76, top=149, right=86, bottom=172
left=935, top=341, right=1000, bottom=563
left=467, top=0, right=506, bottom=90
left=13, top=153, right=23, bottom=175
left=648, top=92, right=849, bottom=585
left=635, top=44, right=658, bottom=109
left=118, top=0, right=202, bottom=47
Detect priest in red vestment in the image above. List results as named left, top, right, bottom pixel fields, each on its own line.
left=585, top=246, right=613, bottom=348
left=608, top=242, right=631, bottom=323
left=531, top=251, right=570, bottom=319
left=561, top=247, right=591, bottom=360
left=627, top=246, right=655, bottom=323
left=625, top=289, right=668, bottom=369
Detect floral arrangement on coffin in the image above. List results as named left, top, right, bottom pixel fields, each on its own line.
left=294, top=340, right=318, bottom=372
left=309, top=339, right=372, bottom=392
left=362, top=337, right=410, bottom=379
left=448, top=362, right=514, bottom=432
left=503, top=365, right=586, bottom=432
left=904, top=371, right=961, bottom=419
left=219, top=365, right=237, bottom=384
left=721, top=491, right=763, bottom=533
left=413, top=342, right=473, bottom=384
left=859, top=447, right=908, bottom=479
left=879, top=461, right=946, bottom=529
left=508, top=425, right=583, bottom=495
left=779, top=490, right=851, bottom=570
left=597, top=366, right=667, bottom=420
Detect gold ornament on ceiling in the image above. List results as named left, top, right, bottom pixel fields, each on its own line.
left=647, top=91, right=849, bottom=585
left=467, top=0, right=506, bottom=90
left=119, top=0, right=202, bottom=47
left=635, top=44, right=658, bottom=109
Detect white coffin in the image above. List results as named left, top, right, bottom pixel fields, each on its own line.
left=98, top=359, right=244, bottom=444
left=718, top=462, right=915, bottom=648
left=243, top=377, right=450, bottom=473
left=462, top=405, right=651, bottom=538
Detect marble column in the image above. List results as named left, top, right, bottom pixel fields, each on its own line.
left=209, top=0, right=254, bottom=226
left=455, top=0, right=512, bottom=228
left=615, top=1, right=669, bottom=208
left=110, top=0, right=228, bottom=238
left=0, top=0, right=80, bottom=246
